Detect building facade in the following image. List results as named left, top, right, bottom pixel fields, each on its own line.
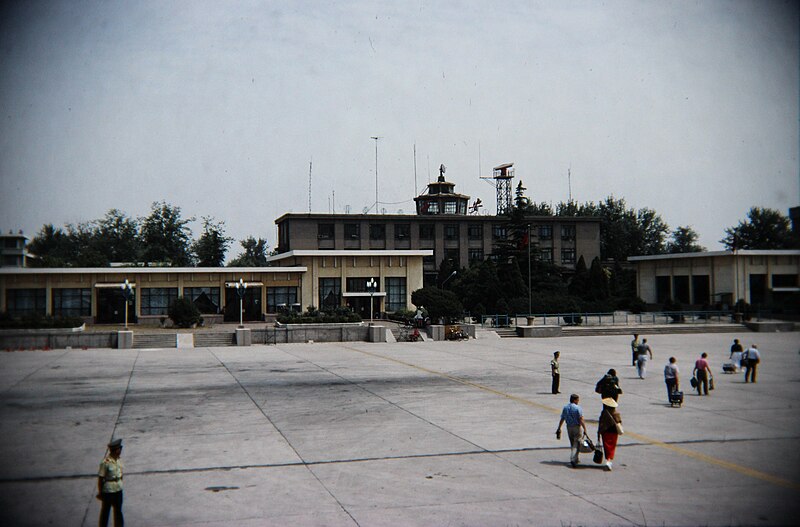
left=1, top=232, right=31, bottom=268
left=629, top=250, right=800, bottom=308
left=276, top=174, right=600, bottom=287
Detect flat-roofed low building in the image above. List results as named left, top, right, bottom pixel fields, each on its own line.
left=629, top=250, right=800, bottom=309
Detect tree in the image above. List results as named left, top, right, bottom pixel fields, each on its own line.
left=95, top=209, right=140, bottom=263
left=411, top=286, right=464, bottom=324
left=27, top=224, right=71, bottom=267
left=666, top=226, right=705, bottom=254
left=193, top=217, right=232, bottom=267
left=140, top=201, right=194, bottom=266
left=228, top=237, right=269, bottom=267
left=721, top=207, right=796, bottom=250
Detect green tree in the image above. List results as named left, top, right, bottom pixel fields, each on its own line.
left=666, top=226, right=705, bottom=254
left=586, top=257, right=610, bottom=301
left=568, top=255, right=589, bottom=296
left=140, top=201, right=194, bottom=266
left=95, top=209, right=140, bottom=263
left=721, top=207, right=796, bottom=250
left=65, top=221, right=107, bottom=267
left=193, top=217, right=232, bottom=267
left=411, top=286, right=464, bottom=324
left=228, top=237, right=270, bottom=267
left=27, top=224, right=71, bottom=267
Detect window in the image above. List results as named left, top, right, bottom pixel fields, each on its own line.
left=773, top=274, right=798, bottom=288
left=318, top=278, right=341, bottom=310
left=458, top=201, right=467, bottom=215
left=467, top=224, right=482, bottom=240
left=344, top=223, right=360, bottom=239
left=656, top=276, right=671, bottom=304
left=267, top=287, right=298, bottom=313
left=385, top=277, right=407, bottom=312
left=444, top=201, right=457, bottom=214
left=140, top=288, right=178, bottom=316
left=423, top=255, right=436, bottom=269
left=347, top=277, right=378, bottom=293
left=419, top=224, right=435, bottom=240
left=369, top=224, right=386, bottom=241
left=6, top=288, right=46, bottom=316
left=184, top=287, right=221, bottom=314
left=673, top=276, right=690, bottom=304
left=52, top=288, right=91, bottom=317
left=492, top=225, right=507, bottom=239
left=539, top=225, right=553, bottom=240
left=444, top=248, right=459, bottom=264
left=539, top=248, right=553, bottom=262
left=427, top=201, right=439, bottom=214
left=468, top=248, right=484, bottom=263
left=394, top=223, right=410, bottom=240
left=317, top=223, right=334, bottom=240
left=444, top=224, right=458, bottom=240
left=561, top=248, right=576, bottom=264
left=561, top=225, right=576, bottom=241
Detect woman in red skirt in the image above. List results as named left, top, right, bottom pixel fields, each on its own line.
left=598, top=397, right=622, bottom=471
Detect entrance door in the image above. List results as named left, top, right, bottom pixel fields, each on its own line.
left=346, top=296, right=379, bottom=320
left=224, top=287, right=263, bottom=322
left=96, top=289, right=136, bottom=324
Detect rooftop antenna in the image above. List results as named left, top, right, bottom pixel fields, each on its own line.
left=371, top=136, right=382, bottom=213
left=568, top=166, right=572, bottom=202
left=413, top=143, right=418, bottom=198
left=308, top=157, right=312, bottom=213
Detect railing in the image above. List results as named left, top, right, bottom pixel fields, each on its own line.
left=478, top=311, right=736, bottom=328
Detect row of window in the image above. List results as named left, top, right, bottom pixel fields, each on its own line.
left=319, top=277, right=407, bottom=311
left=320, top=223, right=577, bottom=241
left=3, top=287, right=298, bottom=317
left=423, top=248, right=576, bottom=267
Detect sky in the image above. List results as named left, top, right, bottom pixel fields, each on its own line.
left=1, top=0, right=798, bottom=255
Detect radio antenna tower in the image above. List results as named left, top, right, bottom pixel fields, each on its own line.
left=308, top=158, right=312, bottom=213
left=371, top=136, right=382, bottom=213
left=481, top=162, right=515, bottom=215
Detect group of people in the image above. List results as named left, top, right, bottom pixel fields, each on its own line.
left=555, top=369, right=623, bottom=471
left=553, top=335, right=765, bottom=471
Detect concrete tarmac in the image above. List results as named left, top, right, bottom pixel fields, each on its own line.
left=1, top=332, right=799, bottom=526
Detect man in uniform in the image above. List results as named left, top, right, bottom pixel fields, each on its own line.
left=550, top=351, right=561, bottom=394
left=98, top=438, right=124, bottom=527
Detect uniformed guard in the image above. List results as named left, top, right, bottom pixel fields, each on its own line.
left=97, top=438, right=124, bottom=527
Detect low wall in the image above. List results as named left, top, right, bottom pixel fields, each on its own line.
left=745, top=321, right=797, bottom=332
left=0, top=330, right=117, bottom=350
left=258, top=323, right=372, bottom=344
left=517, top=325, right=563, bottom=338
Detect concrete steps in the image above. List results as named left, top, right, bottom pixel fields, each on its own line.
left=194, top=333, right=235, bottom=347
left=133, top=333, right=177, bottom=349
left=494, top=327, right=519, bottom=338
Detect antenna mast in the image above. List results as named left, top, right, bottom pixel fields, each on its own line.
left=371, top=136, right=382, bottom=213
left=568, top=166, right=572, bottom=202
left=413, top=143, right=418, bottom=197
left=308, top=158, right=312, bottom=213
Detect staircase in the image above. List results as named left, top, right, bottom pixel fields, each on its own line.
left=494, top=327, right=518, bottom=338
left=133, top=333, right=176, bottom=349
left=194, top=333, right=235, bottom=347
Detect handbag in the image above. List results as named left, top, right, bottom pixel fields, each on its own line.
left=709, top=377, right=715, bottom=390
left=615, top=421, right=624, bottom=436
left=690, top=376, right=698, bottom=388
left=593, top=443, right=604, bottom=464
left=578, top=433, right=595, bottom=453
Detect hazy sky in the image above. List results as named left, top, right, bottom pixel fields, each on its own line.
left=1, top=0, right=798, bottom=254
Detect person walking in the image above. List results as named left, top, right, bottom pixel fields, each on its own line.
left=550, top=351, right=561, bottom=394
left=597, top=398, right=622, bottom=471
left=693, top=352, right=713, bottom=395
left=595, top=369, right=623, bottom=401
left=729, top=339, right=744, bottom=372
left=664, top=357, right=680, bottom=401
left=97, top=438, right=124, bottom=527
left=636, top=338, right=654, bottom=379
left=630, top=334, right=640, bottom=367
left=742, top=344, right=761, bottom=383
left=556, top=393, right=589, bottom=467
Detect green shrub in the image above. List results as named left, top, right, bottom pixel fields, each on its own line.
left=0, top=312, right=84, bottom=329
left=168, top=297, right=201, bottom=328
left=277, top=306, right=361, bottom=324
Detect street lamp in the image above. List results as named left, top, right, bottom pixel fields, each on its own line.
left=120, top=279, right=133, bottom=330
left=441, top=270, right=457, bottom=289
left=366, top=278, right=377, bottom=323
left=234, top=278, right=247, bottom=328
left=527, top=223, right=532, bottom=316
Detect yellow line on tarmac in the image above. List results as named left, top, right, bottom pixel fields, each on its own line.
left=349, top=346, right=800, bottom=492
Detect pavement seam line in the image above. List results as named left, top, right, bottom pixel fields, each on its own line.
left=209, top=349, right=362, bottom=527
left=346, top=345, right=800, bottom=492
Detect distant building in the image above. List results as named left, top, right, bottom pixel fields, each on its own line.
left=276, top=168, right=601, bottom=287
left=629, top=250, right=800, bottom=308
left=1, top=231, right=31, bottom=268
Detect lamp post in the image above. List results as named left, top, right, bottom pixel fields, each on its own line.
left=234, top=278, right=247, bottom=328
left=366, top=278, right=377, bottom=324
left=527, top=223, right=532, bottom=316
left=120, top=279, right=133, bottom=330
left=441, top=270, right=457, bottom=289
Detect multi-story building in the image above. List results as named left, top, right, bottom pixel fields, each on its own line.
left=276, top=170, right=601, bottom=287
left=1, top=231, right=32, bottom=268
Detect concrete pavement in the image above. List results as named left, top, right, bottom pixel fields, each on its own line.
left=1, top=332, right=799, bottom=526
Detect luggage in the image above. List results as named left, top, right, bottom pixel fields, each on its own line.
left=669, top=390, right=684, bottom=407
left=578, top=434, right=595, bottom=453
left=722, top=363, right=737, bottom=373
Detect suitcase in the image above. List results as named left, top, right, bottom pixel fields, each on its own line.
left=669, top=391, right=684, bottom=407
left=722, top=363, right=737, bottom=373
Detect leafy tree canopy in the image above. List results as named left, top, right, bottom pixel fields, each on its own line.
left=721, top=207, right=797, bottom=250
left=140, top=201, right=195, bottom=266
left=228, top=237, right=270, bottom=267
left=193, top=217, right=232, bottom=267
left=411, top=286, right=464, bottom=324
left=666, top=226, right=705, bottom=254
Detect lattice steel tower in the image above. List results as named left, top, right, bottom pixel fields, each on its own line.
left=492, top=163, right=515, bottom=215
